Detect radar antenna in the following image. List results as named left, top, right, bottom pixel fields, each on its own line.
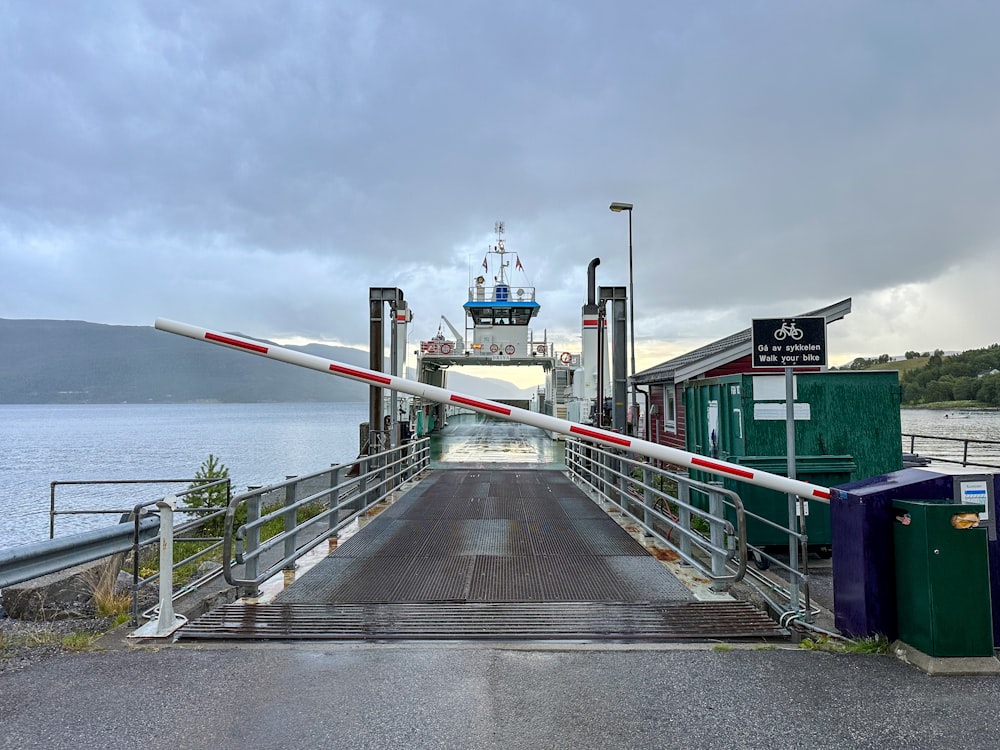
left=492, top=220, right=509, bottom=283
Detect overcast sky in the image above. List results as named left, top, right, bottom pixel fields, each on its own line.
left=3, top=1, right=999, bottom=384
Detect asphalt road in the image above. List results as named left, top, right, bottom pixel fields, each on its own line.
left=3, top=641, right=999, bottom=750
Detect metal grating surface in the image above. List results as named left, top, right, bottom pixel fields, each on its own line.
left=557, top=496, right=610, bottom=518
left=181, top=469, right=784, bottom=642
left=181, top=601, right=786, bottom=642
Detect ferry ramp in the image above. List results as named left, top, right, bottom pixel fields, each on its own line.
left=180, top=418, right=783, bottom=642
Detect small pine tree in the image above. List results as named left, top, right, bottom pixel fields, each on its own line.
left=185, top=454, right=231, bottom=536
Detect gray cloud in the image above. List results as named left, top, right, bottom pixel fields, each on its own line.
left=2, top=1, right=999, bottom=367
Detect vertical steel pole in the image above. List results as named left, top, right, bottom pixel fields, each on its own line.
left=49, top=483, right=56, bottom=539
left=708, top=487, right=728, bottom=590
left=785, top=367, right=801, bottom=614
left=329, top=466, right=345, bottom=537
left=130, top=495, right=187, bottom=638
left=390, top=301, right=407, bottom=449
left=596, top=307, right=606, bottom=428
left=627, top=208, right=637, bottom=435
left=156, top=498, right=177, bottom=633
left=369, top=296, right=383, bottom=453
left=678, top=481, right=692, bottom=559
left=243, top=493, right=261, bottom=598
left=282, top=478, right=297, bottom=571
left=643, top=465, right=654, bottom=537
left=611, top=293, right=628, bottom=434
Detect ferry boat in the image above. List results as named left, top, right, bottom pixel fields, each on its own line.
left=412, top=222, right=584, bottom=435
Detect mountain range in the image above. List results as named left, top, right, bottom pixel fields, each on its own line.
left=0, top=319, right=533, bottom=404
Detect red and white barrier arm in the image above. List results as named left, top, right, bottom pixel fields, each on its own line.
left=154, top=318, right=832, bottom=502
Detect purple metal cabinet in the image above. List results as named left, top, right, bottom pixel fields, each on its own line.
left=830, top=469, right=954, bottom=639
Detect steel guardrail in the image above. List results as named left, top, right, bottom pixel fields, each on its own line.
left=222, top=438, right=430, bottom=593
left=0, top=517, right=161, bottom=589
left=564, top=439, right=748, bottom=588
left=902, top=432, right=1000, bottom=470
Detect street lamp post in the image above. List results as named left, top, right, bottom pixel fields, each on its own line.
left=609, top=201, right=636, bottom=434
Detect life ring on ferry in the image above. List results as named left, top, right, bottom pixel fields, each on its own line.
left=504, top=344, right=516, bottom=355
left=425, top=342, right=438, bottom=354
left=489, top=343, right=500, bottom=354
left=559, top=351, right=572, bottom=365
left=440, top=342, right=453, bottom=355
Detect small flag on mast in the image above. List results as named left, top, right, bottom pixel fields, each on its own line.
left=515, top=255, right=524, bottom=272
left=482, top=256, right=488, bottom=271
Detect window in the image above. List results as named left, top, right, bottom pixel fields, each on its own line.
left=664, top=388, right=676, bottom=429
left=651, top=385, right=678, bottom=437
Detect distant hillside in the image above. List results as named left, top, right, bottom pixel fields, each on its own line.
left=0, top=319, right=532, bottom=404
left=899, top=344, right=1000, bottom=406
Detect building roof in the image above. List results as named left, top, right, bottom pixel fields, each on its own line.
left=632, top=298, right=852, bottom=386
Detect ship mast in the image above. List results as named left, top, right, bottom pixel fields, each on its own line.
left=492, top=220, right=510, bottom=285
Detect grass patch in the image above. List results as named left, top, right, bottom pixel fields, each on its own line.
left=59, top=632, right=102, bottom=651
left=712, top=643, right=734, bottom=652
left=0, top=629, right=100, bottom=652
left=842, top=635, right=890, bottom=654
left=82, top=563, right=133, bottom=621
left=799, top=634, right=889, bottom=654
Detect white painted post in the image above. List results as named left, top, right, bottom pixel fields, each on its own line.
left=129, top=494, right=187, bottom=639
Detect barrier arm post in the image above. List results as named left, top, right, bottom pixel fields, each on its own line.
left=130, top=494, right=188, bottom=639
left=153, top=318, right=833, bottom=503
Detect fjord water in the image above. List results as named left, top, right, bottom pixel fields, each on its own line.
left=2, top=404, right=999, bottom=550
left=0, top=402, right=368, bottom=549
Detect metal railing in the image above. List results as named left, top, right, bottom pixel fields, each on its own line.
left=126, top=479, right=233, bottom=624
left=49, top=477, right=224, bottom=538
left=565, top=440, right=819, bottom=621
left=902, top=432, right=1000, bottom=470
left=2, top=478, right=231, bottom=625
left=4, top=439, right=432, bottom=630
left=564, top=440, right=748, bottom=589
left=0, top=517, right=160, bottom=590
left=223, top=438, right=430, bottom=594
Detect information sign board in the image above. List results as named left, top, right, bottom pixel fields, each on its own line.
left=751, top=317, right=827, bottom=368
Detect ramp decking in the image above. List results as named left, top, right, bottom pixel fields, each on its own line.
left=181, top=468, right=785, bottom=642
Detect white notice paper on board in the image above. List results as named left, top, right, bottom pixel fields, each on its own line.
left=960, top=480, right=990, bottom=520
left=753, top=403, right=811, bottom=421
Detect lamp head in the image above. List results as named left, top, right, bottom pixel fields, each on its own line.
left=609, top=202, right=633, bottom=212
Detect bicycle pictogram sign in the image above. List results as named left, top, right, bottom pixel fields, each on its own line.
left=773, top=321, right=804, bottom=341
left=751, top=316, right=827, bottom=369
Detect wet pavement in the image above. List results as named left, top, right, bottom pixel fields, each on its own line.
left=3, top=642, right=1000, bottom=749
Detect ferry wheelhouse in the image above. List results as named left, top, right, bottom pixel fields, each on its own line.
left=414, top=222, right=581, bottom=434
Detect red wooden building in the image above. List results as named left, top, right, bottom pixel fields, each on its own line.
left=632, top=298, right=852, bottom=452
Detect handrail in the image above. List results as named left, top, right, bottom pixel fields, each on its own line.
left=222, top=438, right=430, bottom=593
left=565, top=439, right=818, bottom=615
left=902, top=432, right=1000, bottom=470
left=49, top=477, right=220, bottom=538
left=564, top=440, right=748, bottom=588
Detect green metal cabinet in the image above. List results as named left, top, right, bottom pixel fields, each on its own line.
left=892, top=500, right=993, bottom=657
left=684, top=371, right=902, bottom=548
left=729, top=455, right=856, bottom=546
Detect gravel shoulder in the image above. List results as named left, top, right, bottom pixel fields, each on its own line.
left=0, top=607, right=130, bottom=675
